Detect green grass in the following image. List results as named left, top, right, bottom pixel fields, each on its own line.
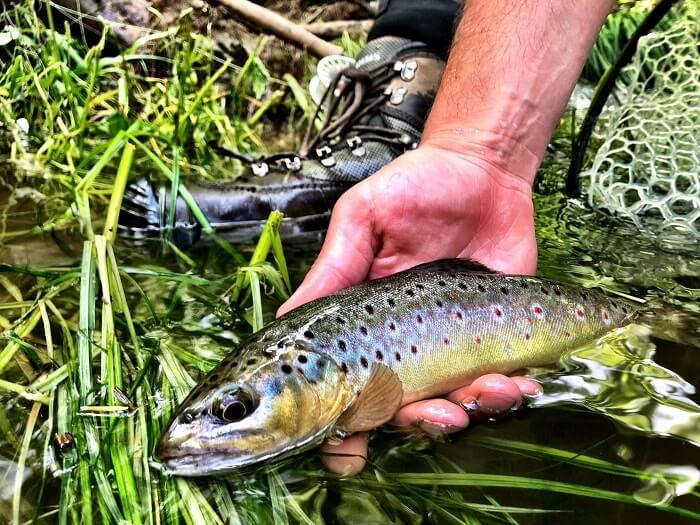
left=0, top=0, right=699, bottom=524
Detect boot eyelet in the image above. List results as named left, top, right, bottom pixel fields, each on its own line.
left=401, top=61, right=418, bottom=81
left=320, top=155, right=336, bottom=167
left=315, top=146, right=332, bottom=159
left=283, top=157, right=302, bottom=171
left=347, top=137, right=366, bottom=157
left=251, top=162, right=269, bottom=176
left=390, top=87, right=407, bottom=105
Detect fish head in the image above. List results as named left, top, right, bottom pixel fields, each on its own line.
left=156, top=342, right=353, bottom=476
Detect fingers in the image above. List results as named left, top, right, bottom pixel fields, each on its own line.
left=391, top=399, right=469, bottom=434
left=320, top=375, right=541, bottom=475
left=320, top=432, right=368, bottom=476
left=277, top=189, right=377, bottom=317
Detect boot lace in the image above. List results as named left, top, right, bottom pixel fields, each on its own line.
left=213, top=60, right=415, bottom=174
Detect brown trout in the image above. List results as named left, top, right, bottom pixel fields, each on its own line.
left=157, top=259, right=636, bottom=476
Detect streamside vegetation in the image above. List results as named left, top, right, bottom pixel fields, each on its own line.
left=0, top=1, right=698, bottom=524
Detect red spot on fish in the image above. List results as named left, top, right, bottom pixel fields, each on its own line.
left=389, top=322, right=396, bottom=331
left=494, top=308, right=502, bottom=318
left=475, top=337, right=481, bottom=345
left=525, top=333, right=531, bottom=340
left=576, top=308, right=585, bottom=318
left=443, top=337, right=450, bottom=345
left=411, top=345, right=418, bottom=354
left=565, top=331, right=571, bottom=338
left=455, top=311, right=463, bottom=320
left=533, top=306, right=543, bottom=315
left=602, top=311, right=609, bottom=320
left=416, top=315, right=423, bottom=324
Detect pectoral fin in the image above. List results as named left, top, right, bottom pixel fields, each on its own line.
left=336, top=364, right=404, bottom=433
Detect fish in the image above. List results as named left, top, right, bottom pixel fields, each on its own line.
left=156, top=259, right=637, bottom=476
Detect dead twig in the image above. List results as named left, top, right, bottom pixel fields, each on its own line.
left=215, top=0, right=342, bottom=57
left=302, top=19, right=373, bottom=39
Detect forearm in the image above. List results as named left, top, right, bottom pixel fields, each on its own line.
left=423, top=0, right=615, bottom=184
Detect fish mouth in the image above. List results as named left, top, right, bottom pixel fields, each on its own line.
left=157, top=451, right=257, bottom=477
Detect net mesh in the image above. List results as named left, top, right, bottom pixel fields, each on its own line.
left=581, top=4, right=699, bottom=237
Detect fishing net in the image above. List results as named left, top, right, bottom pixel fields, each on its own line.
left=581, top=4, right=699, bottom=238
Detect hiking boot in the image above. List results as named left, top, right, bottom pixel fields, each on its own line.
left=118, top=36, right=445, bottom=248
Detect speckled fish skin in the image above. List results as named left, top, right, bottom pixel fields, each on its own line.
left=157, top=260, right=637, bottom=476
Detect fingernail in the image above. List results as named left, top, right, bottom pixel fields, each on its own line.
left=459, top=397, right=479, bottom=413
left=415, top=419, right=461, bottom=439
left=476, top=392, right=518, bottom=416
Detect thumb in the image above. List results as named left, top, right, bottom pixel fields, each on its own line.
left=277, top=191, right=377, bottom=317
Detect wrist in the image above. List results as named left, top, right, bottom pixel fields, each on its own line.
left=419, top=125, right=541, bottom=188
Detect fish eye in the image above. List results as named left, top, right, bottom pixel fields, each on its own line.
left=213, top=388, right=257, bottom=423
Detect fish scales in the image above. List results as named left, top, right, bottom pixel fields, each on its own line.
left=253, top=264, right=627, bottom=402
left=157, top=260, right=636, bottom=475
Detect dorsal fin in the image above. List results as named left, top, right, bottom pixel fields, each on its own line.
left=409, top=258, right=498, bottom=274
left=335, top=364, right=403, bottom=433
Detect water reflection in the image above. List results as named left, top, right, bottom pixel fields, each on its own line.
left=533, top=326, right=700, bottom=446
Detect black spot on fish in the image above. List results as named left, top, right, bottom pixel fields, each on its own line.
left=318, top=360, right=325, bottom=368
left=438, top=280, right=446, bottom=287
left=341, top=362, right=348, bottom=374
left=553, top=288, right=562, bottom=297
left=416, top=283, right=425, bottom=290
left=182, top=412, right=194, bottom=424
left=296, top=367, right=305, bottom=377
left=336, top=317, right=346, bottom=325
left=298, top=355, right=308, bottom=364
left=411, top=345, right=418, bottom=354
left=395, top=352, right=401, bottom=361
left=281, top=364, right=293, bottom=374
left=478, top=275, right=487, bottom=280
left=520, top=282, right=528, bottom=289
left=500, top=286, right=509, bottom=295
left=389, top=322, right=396, bottom=331
left=541, top=287, right=549, bottom=295
left=364, top=304, right=374, bottom=315
left=360, top=357, right=369, bottom=368
left=231, top=362, right=238, bottom=368
left=580, top=292, right=589, bottom=301
left=375, top=350, right=384, bottom=361
left=458, top=282, right=467, bottom=290
left=387, top=298, right=396, bottom=307
left=478, top=284, right=486, bottom=293
left=277, top=340, right=284, bottom=348
left=360, top=326, right=368, bottom=336
left=338, top=340, right=347, bottom=352
left=304, top=330, right=315, bottom=339
left=436, top=300, right=443, bottom=308
left=416, top=314, right=423, bottom=324
left=455, top=311, right=463, bottom=320
left=406, top=289, right=415, bottom=297
left=209, top=373, right=219, bottom=382
left=246, top=359, right=257, bottom=366
left=622, top=306, right=629, bottom=314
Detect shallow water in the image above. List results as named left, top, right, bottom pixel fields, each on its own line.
left=0, top=182, right=699, bottom=523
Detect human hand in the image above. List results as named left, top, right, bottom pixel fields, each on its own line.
left=277, top=142, right=540, bottom=475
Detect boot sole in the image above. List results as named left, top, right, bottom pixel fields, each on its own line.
left=117, top=211, right=330, bottom=248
